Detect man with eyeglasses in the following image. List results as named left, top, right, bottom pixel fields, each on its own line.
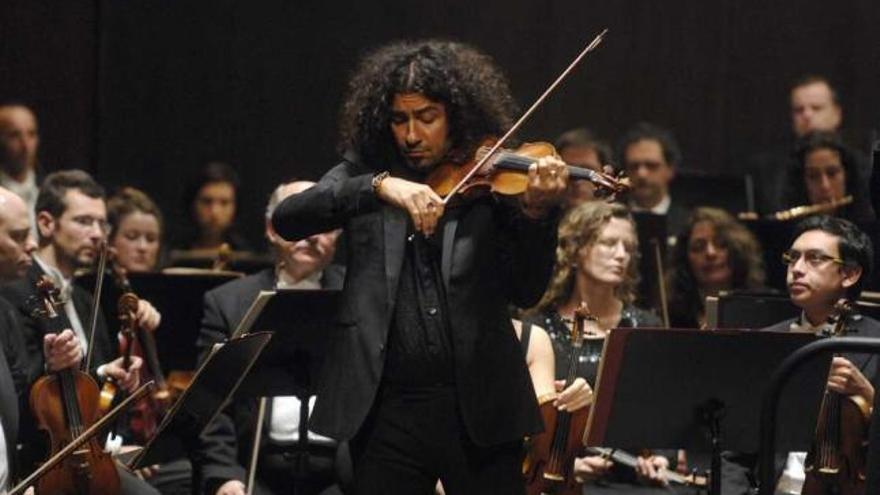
left=619, top=122, right=690, bottom=237
left=761, top=215, right=879, bottom=494
left=0, top=170, right=162, bottom=495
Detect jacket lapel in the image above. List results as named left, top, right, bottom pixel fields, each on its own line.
left=441, top=218, right=458, bottom=290
left=383, top=206, right=407, bottom=313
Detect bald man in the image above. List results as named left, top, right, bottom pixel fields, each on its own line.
left=0, top=187, right=83, bottom=493
left=0, top=187, right=37, bottom=283
left=0, top=105, right=39, bottom=221
left=195, top=181, right=345, bottom=495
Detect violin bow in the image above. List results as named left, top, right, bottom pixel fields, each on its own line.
left=85, top=241, right=110, bottom=372
left=440, top=28, right=608, bottom=205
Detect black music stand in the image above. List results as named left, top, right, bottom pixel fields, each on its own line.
left=233, top=289, right=342, bottom=491
left=75, top=270, right=242, bottom=371
left=585, top=328, right=832, bottom=495
left=131, top=332, right=272, bottom=468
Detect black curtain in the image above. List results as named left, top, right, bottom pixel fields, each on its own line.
left=3, top=0, right=879, bottom=247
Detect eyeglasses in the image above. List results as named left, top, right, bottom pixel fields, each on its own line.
left=69, top=215, right=109, bottom=233
left=781, top=249, right=845, bottom=268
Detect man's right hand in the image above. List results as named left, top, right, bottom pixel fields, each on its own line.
left=43, top=329, right=83, bottom=372
left=215, top=480, right=246, bottom=495
left=376, top=176, right=445, bottom=236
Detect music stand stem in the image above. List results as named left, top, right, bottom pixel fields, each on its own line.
left=246, top=397, right=268, bottom=495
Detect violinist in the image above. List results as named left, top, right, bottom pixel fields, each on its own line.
left=0, top=186, right=82, bottom=494
left=0, top=171, right=160, bottom=495
left=759, top=215, right=880, bottom=494
left=521, top=201, right=674, bottom=491
left=271, top=40, right=568, bottom=494
left=107, top=187, right=164, bottom=273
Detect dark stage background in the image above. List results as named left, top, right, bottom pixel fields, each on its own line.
left=2, top=0, right=879, bottom=247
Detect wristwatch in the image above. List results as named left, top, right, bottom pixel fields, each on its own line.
left=371, top=171, right=390, bottom=194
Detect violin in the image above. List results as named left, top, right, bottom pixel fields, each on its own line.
left=107, top=260, right=178, bottom=443
left=523, top=302, right=593, bottom=495
left=28, top=276, right=121, bottom=495
left=97, top=292, right=138, bottom=417
left=803, top=300, right=869, bottom=495
left=426, top=137, right=629, bottom=203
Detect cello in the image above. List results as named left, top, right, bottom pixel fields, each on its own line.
left=28, top=276, right=121, bottom=495
left=802, top=300, right=870, bottom=495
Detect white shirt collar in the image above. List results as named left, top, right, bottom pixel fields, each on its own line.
left=630, top=194, right=671, bottom=215
left=276, top=267, right=323, bottom=290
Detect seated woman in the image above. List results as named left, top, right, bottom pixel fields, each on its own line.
left=107, top=187, right=164, bottom=273
left=666, top=207, right=766, bottom=328
left=520, top=201, right=671, bottom=490
left=786, top=131, right=875, bottom=224
left=174, top=161, right=251, bottom=253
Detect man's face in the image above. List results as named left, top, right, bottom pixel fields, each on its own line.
left=193, top=181, right=235, bottom=237
left=267, top=182, right=339, bottom=279
left=786, top=229, right=858, bottom=312
left=0, top=193, right=37, bottom=281
left=110, top=211, right=161, bottom=273
left=687, top=221, right=733, bottom=291
left=623, top=139, right=674, bottom=208
left=560, top=145, right=602, bottom=207
left=38, top=189, right=107, bottom=269
left=0, top=106, right=39, bottom=177
left=390, top=93, right=450, bottom=171
left=790, top=82, right=841, bottom=137
left=804, top=147, right=846, bottom=205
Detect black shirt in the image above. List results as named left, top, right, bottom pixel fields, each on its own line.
left=383, top=225, right=455, bottom=387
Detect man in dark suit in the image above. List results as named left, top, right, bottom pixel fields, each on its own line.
left=619, top=122, right=690, bottom=238
left=759, top=215, right=879, bottom=494
left=0, top=172, right=161, bottom=495
left=196, top=181, right=344, bottom=495
left=271, top=40, right=568, bottom=494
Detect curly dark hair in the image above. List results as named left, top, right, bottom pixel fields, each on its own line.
left=338, top=39, right=519, bottom=168
left=667, top=207, right=766, bottom=327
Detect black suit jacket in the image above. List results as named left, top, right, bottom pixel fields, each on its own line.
left=0, top=296, right=27, bottom=483
left=194, top=267, right=344, bottom=493
left=271, top=157, right=558, bottom=446
left=0, top=263, right=114, bottom=377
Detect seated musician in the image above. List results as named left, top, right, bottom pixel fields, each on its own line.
left=761, top=215, right=879, bottom=494
left=667, top=207, right=766, bottom=328
left=0, top=171, right=161, bottom=495
left=521, top=201, right=674, bottom=490
left=194, top=180, right=343, bottom=495
left=0, top=190, right=83, bottom=495
left=173, top=161, right=251, bottom=253
left=107, top=187, right=165, bottom=273
left=785, top=131, right=875, bottom=224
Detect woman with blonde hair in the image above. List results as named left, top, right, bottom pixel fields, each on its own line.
left=521, top=201, right=669, bottom=489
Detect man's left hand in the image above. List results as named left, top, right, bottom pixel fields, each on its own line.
left=828, top=356, right=875, bottom=404
left=136, top=299, right=161, bottom=332
left=522, top=156, right=569, bottom=218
